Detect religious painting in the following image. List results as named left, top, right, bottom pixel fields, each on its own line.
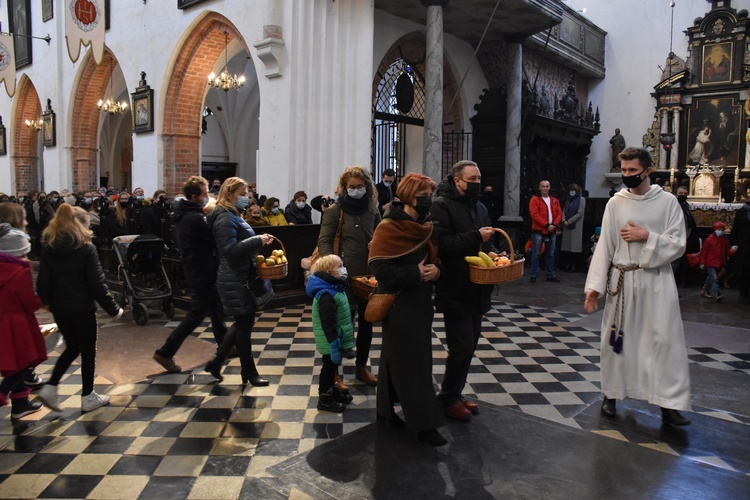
left=685, top=96, right=742, bottom=167
left=43, top=111, right=56, bottom=147
left=7, top=0, right=32, bottom=69
left=178, top=0, right=208, bottom=9
left=131, top=89, right=154, bottom=133
left=42, top=0, right=53, bottom=22
left=701, top=42, right=732, bottom=85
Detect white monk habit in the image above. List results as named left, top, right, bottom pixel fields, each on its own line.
left=585, top=185, right=690, bottom=411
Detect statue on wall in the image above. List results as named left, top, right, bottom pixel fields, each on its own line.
left=609, top=128, right=626, bottom=171
left=660, top=52, right=686, bottom=82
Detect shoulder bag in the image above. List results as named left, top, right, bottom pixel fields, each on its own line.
left=364, top=291, right=398, bottom=322
left=247, top=277, right=274, bottom=310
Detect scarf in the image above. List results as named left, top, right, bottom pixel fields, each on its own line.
left=368, top=218, right=440, bottom=265
left=338, top=193, right=370, bottom=216
left=564, top=195, right=581, bottom=229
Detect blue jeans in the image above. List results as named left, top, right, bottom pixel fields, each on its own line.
left=530, top=232, right=556, bottom=278
left=703, top=266, right=720, bottom=297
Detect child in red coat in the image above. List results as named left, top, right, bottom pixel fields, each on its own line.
left=0, top=223, right=49, bottom=419
left=699, top=221, right=738, bottom=302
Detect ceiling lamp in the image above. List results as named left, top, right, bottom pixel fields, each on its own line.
left=98, top=59, right=129, bottom=115
left=207, top=31, right=245, bottom=92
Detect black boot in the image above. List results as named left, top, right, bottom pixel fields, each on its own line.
left=661, top=408, right=691, bottom=426
left=240, top=353, right=269, bottom=387
left=204, top=357, right=224, bottom=382
left=317, top=389, right=346, bottom=412
left=601, top=397, right=616, bottom=417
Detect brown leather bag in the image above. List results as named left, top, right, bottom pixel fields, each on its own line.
left=364, top=292, right=398, bottom=322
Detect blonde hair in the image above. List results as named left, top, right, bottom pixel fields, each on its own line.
left=211, top=176, right=247, bottom=214
left=337, top=166, right=378, bottom=211
left=311, top=254, right=342, bottom=275
left=73, top=206, right=90, bottom=228
left=115, top=194, right=128, bottom=226
left=43, top=203, right=92, bottom=249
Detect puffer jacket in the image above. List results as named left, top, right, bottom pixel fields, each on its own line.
left=37, top=235, right=119, bottom=316
left=306, top=272, right=355, bottom=354
left=430, top=175, right=494, bottom=315
left=172, top=199, right=218, bottom=290
left=208, top=206, right=264, bottom=316
left=261, top=208, right=289, bottom=226
left=284, top=202, right=313, bottom=225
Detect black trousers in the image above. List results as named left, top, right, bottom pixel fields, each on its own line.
left=49, top=312, right=98, bottom=396
left=438, top=313, right=482, bottom=406
left=353, top=302, right=373, bottom=366
left=319, top=355, right=337, bottom=394
left=157, top=284, right=227, bottom=358
left=0, top=368, right=32, bottom=399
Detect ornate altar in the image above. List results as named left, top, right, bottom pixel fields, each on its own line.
left=686, top=164, right=725, bottom=201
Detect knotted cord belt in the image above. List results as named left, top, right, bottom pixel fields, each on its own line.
left=605, top=263, right=640, bottom=353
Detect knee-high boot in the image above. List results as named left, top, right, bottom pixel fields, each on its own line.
left=234, top=329, right=268, bottom=387
left=205, top=328, right=236, bottom=382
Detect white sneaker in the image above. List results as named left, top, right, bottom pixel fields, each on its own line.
left=37, top=384, right=62, bottom=412
left=81, top=391, right=110, bottom=412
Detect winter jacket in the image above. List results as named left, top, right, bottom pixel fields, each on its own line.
left=317, top=201, right=381, bottom=280
left=376, top=180, right=399, bottom=214
left=261, top=208, right=289, bottom=226
left=173, top=199, right=218, bottom=290
left=37, top=235, right=119, bottom=316
left=699, top=233, right=733, bottom=268
left=0, top=253, right=47, bottom=375
left=284, top=202, right=313, bottom=225
left=306, top=272, right=355, bottom=354
left=208, top=206, right=264, bottom=316
left=430, top=175, right=494, bottom=315
left=530, top=195, right=562, bottom=233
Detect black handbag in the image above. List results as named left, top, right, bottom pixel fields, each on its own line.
left=247, top=277, right=274, bottom=310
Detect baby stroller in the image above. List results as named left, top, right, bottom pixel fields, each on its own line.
left=112, top=234, right=175, bottom=325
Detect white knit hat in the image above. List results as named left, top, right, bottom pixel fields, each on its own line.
left=0, top=223, right=31, bottom=257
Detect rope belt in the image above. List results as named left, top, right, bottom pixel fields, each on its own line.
left=605, top=263, right=640, bottom=354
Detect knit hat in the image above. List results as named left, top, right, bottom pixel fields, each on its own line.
left=0, top=223, right=31, bottom=257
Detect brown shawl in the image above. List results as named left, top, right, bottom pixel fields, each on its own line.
left=368, top=218, right=440, bottom=265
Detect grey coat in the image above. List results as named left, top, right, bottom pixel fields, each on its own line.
left=561, top=196, right=586, bottom=253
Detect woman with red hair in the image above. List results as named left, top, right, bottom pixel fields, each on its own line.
left=368, top=173, right=446, bottom=446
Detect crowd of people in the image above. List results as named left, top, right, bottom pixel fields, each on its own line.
left=2, top=151, right=750, bottom=449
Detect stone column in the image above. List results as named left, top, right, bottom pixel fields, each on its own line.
left=500, top=38, right=524, bottom=222
left=671, top=107, right=681, bottom=170
left=421, top=0, right=448, bottom=181
left=659, top=108, right=668, bottom=170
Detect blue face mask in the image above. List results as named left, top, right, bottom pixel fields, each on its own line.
left=715, top=230, right=725, bottom=237
left=236, top=195, right=250, bottom=210
left=296, top=201, right=306, bottom=209
left=347, top=187, right=366, bottom=199
left=569, top=191, right=576, bottom=197
left=271, top=207, right=280, bottom=215
left=383, top=181, right=392, bottom=188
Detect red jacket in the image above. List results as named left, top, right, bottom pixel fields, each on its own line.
left=699, top=233, right=733, bottom=268
left=529, top=195, right=562, bottom=234
left=0, top=253, right=47, bottom=376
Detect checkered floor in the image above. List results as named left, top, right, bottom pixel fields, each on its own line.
left=1, top=302, right=749, bottom=498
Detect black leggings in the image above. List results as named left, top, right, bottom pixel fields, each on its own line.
left=0, top=368, right=32, bottom=399
left=353, top=302, right=373, bottom=366
left=48, top=312, right=98, bottom=396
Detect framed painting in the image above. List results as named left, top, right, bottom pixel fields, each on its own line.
left=132, top=88, right=154, bottom=133
left=42, top=0, right=53, bottom=22
left=0, top=117, right=6, bottom=156
left=7, top=0, right=32, bottom=69
left=43, top=111, right=56, bottom=147
left=701, top=42, right=732, bottom=85
left=178, top=0, right=209, bottom=9
left=685, top=95, right=742, bottom=167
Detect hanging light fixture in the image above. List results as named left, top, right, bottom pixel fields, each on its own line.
left=25, top=117, right=43, bottom=130
left=98, top=59, right=129, bottom=115
left=207, top=31, right=245, bottom=92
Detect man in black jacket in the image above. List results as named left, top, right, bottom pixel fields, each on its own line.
left=153, top=176, right=227, bottom=372
left=430, top=160, right=496, bottom=421
left=375, top=168, right=398, bottom=214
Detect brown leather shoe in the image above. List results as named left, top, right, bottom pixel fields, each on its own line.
left=355, top=365, right=378, bottom=387
left=153, top=353, right=181, bottom=373
left=462, top=399, right=479, bottom=415
left=334, top=373, right=349, bottom=392
left=444, top=402, right=472, bottom=420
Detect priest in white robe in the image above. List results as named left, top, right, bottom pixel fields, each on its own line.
left=584, top=147, right=691, bottom=426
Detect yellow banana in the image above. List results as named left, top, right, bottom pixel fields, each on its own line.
left=464, top=256, right=487, bottom=267
left=478, top=251, right=494, bottom=267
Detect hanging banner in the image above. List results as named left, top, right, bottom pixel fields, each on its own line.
left=65, top=0, right=105, bottom=64
left=0, top=37, right=16, bottom=97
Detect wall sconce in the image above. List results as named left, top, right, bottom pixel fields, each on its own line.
left=25, top=117, right=43, bottom=130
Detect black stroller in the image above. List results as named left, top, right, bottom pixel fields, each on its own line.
left=112, top=234, right=175, bottom=325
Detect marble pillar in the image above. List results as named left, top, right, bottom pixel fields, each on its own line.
left=672, top=107, right=681, bottom=170
left=659, top=108, right=668, bottom=170
left=500, top=40, right=524, bottom=222
left=421, top=1, right=446, bottom=181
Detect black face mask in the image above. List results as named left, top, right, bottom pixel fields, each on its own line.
left=622, top=170, right=646, bottom=189
left=462, top=181, right=481, bottom=198
left=414, top=196, right=432, bottom=215
left=677, top=195, right=688, bottom=204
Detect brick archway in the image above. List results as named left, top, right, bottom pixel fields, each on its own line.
left=162, top=13, right=251, bottom=194
left=70, top=50, right=120, bottom=192
left=12, top=76, right=42, bottom=194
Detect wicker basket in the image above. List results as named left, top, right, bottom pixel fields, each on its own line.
left=257, top=237, right=289, bottom=280
left=468, top=228, right=524, bottom=285
left=351, top=276, right=377, bottom=299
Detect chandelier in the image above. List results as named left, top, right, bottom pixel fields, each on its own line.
left=98, top=60, right=129, bottom=115
left=207, top=31, right=245, bottom=92
left=25, top=117, right=43, bottom=130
